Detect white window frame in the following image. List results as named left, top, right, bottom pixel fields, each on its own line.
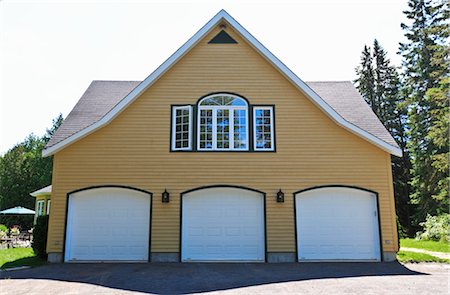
left=171, top=105, right=193, bottom=151
left=197, top=94, right=249, bottom=151
left=36, top=200, right=45, bottom=217
left=46, top=200, right=51, bottom=215
left=253, top=106, right=275, bottom=151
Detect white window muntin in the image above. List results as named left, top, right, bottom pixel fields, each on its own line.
left=253, top=106, right=274, bottom=151
left=197, top=94, right=249, bottom=151
left=37, top=200, right=45, bottom=217
left=172, top=105, right=193, bottom=151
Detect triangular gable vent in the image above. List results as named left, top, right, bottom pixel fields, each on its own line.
left=208, top=30, right=237, bottom=44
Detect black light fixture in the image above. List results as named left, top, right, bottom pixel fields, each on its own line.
left=162, top=189, right=170, bottom=203
left=276, top=189, right=284, bottom=203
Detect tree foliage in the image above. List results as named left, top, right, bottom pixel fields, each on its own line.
left=355, top=0, right=448, bottom=234
left=0, top=115, right=63, bottom=229
left=400, top=0, right=449, bottom=223
left=355, top=40, right=414, bottom=235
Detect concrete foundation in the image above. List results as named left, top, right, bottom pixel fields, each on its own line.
left=383, top=251, right=397, bottom=262
left=48, top=251, right=394, bottom=263
left=47, top=252, right=63, bottom=263
left=267, top=252, right=296, bottom=263
left=151, top=252, right=179, bottom=262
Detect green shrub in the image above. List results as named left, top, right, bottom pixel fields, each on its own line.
left=32, top=215, right=49, bottom=258
left=0, top=224, right=7, bottom=232
left=416, top=214, right=450, bottom=242
left=397, top=218, right=408, bottom=239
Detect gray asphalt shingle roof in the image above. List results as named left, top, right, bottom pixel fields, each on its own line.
left=46, top=80, right=399, bottom=150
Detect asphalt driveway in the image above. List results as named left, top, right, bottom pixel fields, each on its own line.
left=0, top=262, right=448, bottom=294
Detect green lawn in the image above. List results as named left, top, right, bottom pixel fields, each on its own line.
left=400, top=238, right=450, bottom=253
left=0, top=248, right=44, bottom=269
left=397, top=250, right=450, bottom=263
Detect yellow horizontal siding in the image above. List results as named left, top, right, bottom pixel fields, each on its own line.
left=47, top=25, right=398, bottom=254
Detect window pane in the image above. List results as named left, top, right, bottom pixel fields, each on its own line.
left=198, top=95, right=248, bottom=150
left=233, top=109, right=247, bottom=149
left=254, top=107, right=273, bottom=150
left=173, top=106, right=191, bottom=149
left=199, top=109, right=213, bottom=149
left=216, top=109, right=230, bottom=149
left=200, top=95, right=246, bottom=106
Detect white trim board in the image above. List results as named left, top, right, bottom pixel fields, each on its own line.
left=42, top=10, right=402, bottom=157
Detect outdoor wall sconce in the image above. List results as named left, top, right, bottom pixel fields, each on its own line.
left=162, top=189, right=170, bottom=203
left=276, top=189, right=284, bottom=203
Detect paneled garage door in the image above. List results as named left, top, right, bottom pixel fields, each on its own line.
left=64, top=187, right=151, bottom=262
left=182, top=187, right=265, bottom=262
left=295, top=186, right=381, bottom=261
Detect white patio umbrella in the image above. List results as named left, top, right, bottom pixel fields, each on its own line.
left=0, top=206, right=35, bottom=215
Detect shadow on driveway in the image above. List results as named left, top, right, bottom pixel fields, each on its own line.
left=0, top=262, right=425, bottom=294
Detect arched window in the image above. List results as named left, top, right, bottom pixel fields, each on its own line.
left=197, top=94, right=249, bottom=150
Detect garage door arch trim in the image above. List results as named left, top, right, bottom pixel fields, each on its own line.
left=63, top=185, right=153, bottom=262
left=293, top=185, right=383, bottom=261
left=180, top=184, right=267, bottom=262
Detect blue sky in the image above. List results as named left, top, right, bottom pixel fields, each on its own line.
left=0, top=0, right=407, bottom=154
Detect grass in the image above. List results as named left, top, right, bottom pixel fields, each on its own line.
left=397, top=250, right=450, bottom=263
left=400, top=238, right=450, bottom=253
left=0, top=248, right=44, bottom=269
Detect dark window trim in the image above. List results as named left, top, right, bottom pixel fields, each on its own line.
left=170, top=104, right=195, bottom=152
left=63, top=185, right=153, bottom=262
left=170, top=93, right=276, bottom=153
left=179, top=184, right=267, bottom=262
left=252, top=104, right=276, bottom=152
left=292, top=184, right=383, bottom=262
left=196, top=91, right=251, bottom=106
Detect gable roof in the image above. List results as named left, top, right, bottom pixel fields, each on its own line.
left=42, top=10, right=401, bottom=157
left=45, top=80, right=399, bottom=152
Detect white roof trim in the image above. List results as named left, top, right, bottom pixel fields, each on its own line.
left=42, top=9, right=402, bottom=157
left=30, top=185, right=52, bottom=197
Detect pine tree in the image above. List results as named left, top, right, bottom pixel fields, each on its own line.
left=355, top=46, right=376, bottom=112
left=355, top=40, right=414, bottom=235
left=399, top=0, right=449, bottom=224
left=426, top=78, right=449, bottom=208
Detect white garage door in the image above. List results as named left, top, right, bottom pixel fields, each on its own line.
left=65, top=187, right=151, bottom=262
left=295, top=187, right=381, bottom=261
left=182, top=187, right=265, bottom=262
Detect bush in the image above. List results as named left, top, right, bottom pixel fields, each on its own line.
left=0, top=224, right=7, bottom=232
left=32, top=215, right=49, bottom=258
left=416, top=214, right=450, bottom=242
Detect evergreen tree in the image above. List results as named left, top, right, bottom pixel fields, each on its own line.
left=427, top=78, right=449, bottom=206
left=44, top=113, right=63, bottom=143
left=355, top=46, right=376, bottom=112
left=355, top=40, right=414, bottom=235
left=399, top=0, right=449, bottom=223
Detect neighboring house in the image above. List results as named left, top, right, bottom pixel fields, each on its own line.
left=30, top=185, right=52, bottom=222
left=42, top=10, right=401, bottom=263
